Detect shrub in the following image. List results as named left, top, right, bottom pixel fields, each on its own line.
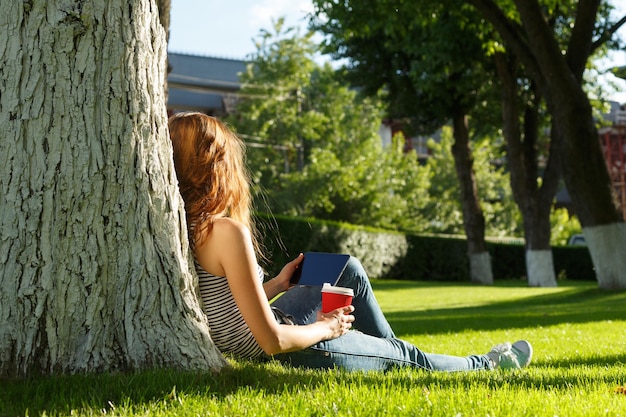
left=257, top=214, right=595, bottom=281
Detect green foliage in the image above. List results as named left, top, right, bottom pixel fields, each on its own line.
left=550, top=207, right=583, bottom=246
left=421, top=131, right=464, bottom=233
left=230, top=11, right=582, bottom=245
left=258, top=214, right=592, bottom=281
left=309, top=0, right=623, bottom=258
left=311, top=0, right=502, bottom=135
left=552, top=245, right=595, bottom=280
left=472, top=138, right=522, bottom=238
left=488, top=241, right=527, bottom=279
left=258, top=213, right=412, bottom=280
left=485, top=239, right=593, bottom=281
left=274, top=132, right=432, bottom=232
left=230, top=19, right=436, bottom=233
left=227, top=18, right=318, bottom=189
left=423, top=126, right=522, bottom=236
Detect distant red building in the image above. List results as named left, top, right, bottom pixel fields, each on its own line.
left=600, top=119, right=626, bottom=219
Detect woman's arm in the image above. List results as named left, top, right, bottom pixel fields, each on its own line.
left=262, top=254, right=302, bottom=300
left=194, top=217, right=354, bottom=355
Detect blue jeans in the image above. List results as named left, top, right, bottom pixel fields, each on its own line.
left=270, top=257, right=493, bottom=372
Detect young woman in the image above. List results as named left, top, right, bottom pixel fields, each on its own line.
left=168, top=111, right=533, bottom=372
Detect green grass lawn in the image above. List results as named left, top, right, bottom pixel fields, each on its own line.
left=2, top=279, right=626, bottom=416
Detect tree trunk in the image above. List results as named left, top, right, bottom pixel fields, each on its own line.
left=561, top=92, right=626, bottom=289
left=494, top=52, right=558, bottom=287
left=450, top=112, right=493, bottom=284
left=467, top=0, right=626, bottom=289
left=583, top=223, right=626, bottom=289
left=513, top=0, right=626, bottom=289
left=155, top=0, right=172, bottom=98
left=526, top=250, right=556, bottom=287
left=155, top=0, right=171, bottom=39
left=0, top=0, right=226, bottom=376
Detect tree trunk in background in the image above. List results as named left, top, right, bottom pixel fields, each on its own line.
left=0, top=0, right=226, bottom=376
left=495, top=52, right=559, bottom=287
left=451, top=112, right=493, bottom=284
left=468, top=0, right=626, bottom=289
left=515, top=0, right=626, bottom=289
left=557, top=91, right=626, bottom=288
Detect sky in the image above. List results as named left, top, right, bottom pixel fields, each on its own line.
left=168, top=0, right=314, bottom=60
left=168, top=0, right=626, bottom=103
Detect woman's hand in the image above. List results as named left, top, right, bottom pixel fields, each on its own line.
left=317, top=305, right=355, bottom=340
left=263, top=253, right=304, bottom=299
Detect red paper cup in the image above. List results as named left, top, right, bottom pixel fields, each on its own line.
left=321, top=284, right=354, bottom=313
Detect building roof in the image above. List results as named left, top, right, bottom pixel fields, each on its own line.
left=167, top=52, right=247, bottom=115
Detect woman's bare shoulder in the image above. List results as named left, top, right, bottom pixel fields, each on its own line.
left=211, top=217, right=250, bottom=239
left=195, top=218, right=252, bottom=276
left=204, top=217, right=254, bottom=255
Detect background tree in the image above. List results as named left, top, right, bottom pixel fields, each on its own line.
left=0, top=0, right=225, bottom=376
left=275, top=131, right=432, bottom=232
left=311, top=0, right=625, bottom=286
left=425, top=128, right=522, bottom=238
left=493, top=49, right=562, bottom=287
left=229, top=21, right=432, bottom=237
left=466, top=0, right=626, bottom=289
left=310, top=0, right=512, bottom=284
left=227, top=19, right=317, bottom=191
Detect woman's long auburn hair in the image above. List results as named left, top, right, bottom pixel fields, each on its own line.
left=168, top=112, right=261, bottom=255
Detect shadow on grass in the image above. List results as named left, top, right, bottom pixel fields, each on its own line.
left=3, top=352, right=626, bottom=416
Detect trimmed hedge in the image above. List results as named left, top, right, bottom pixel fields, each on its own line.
left=258, top=213, right=595, bottom=282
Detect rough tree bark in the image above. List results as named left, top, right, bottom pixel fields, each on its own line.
left=467, top=0, right=626, bottom=289
left=155, top=0, right=172, bottom=96
left=451, top=111, right=493, bottom=285
left=0, top=0, right=226, bottom=376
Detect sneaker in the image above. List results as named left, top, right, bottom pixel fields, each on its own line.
left=511, top=340, right=533, bottom=367
left=487, top=340, right=533, bottom=369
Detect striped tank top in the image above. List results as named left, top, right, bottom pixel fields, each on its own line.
left=195, top=258, right=266, bottom=358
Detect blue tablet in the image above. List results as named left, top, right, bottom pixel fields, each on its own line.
left=290, top=252, right=351, bottom=287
